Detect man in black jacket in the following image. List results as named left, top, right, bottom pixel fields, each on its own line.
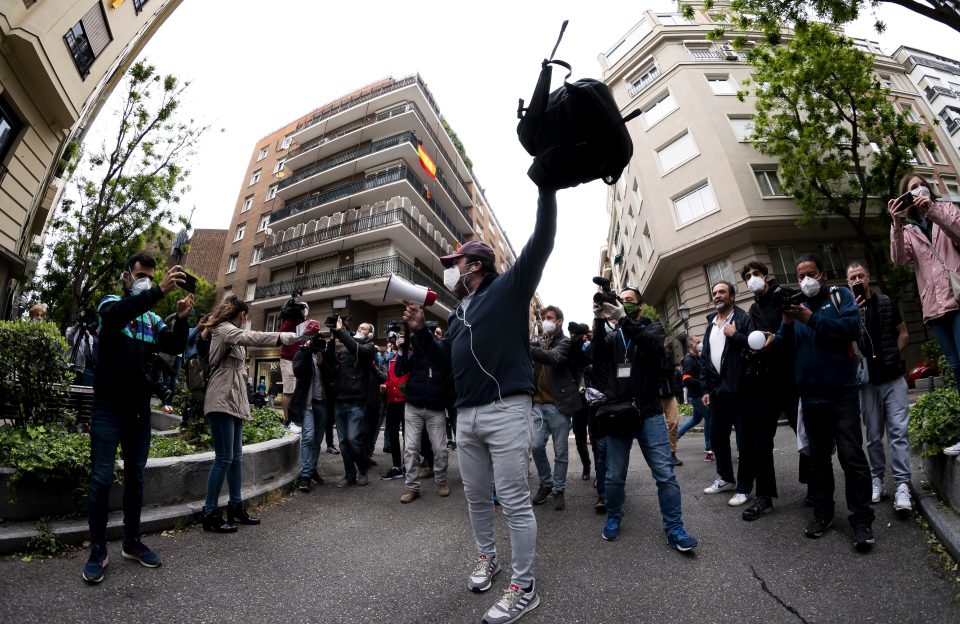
left=591, top=288, right=697, bottom=550
left=740, top=261, right=810, bottom=512
left=847, top=262, right=913, bottom=513
left=529, top=305, right=583, bottom=511
left=83, top=252, right=193, bottom=584
left=699, top=280, right=756, bottom=507
left=290, top=337, right=329, bottom=493
left=328, top=319, right=378, bottom=488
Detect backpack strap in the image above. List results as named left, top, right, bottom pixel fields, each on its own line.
left=547, top=20, right=568, bottom=62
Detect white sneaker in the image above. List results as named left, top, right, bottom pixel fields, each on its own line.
left=284, top=422, right=302, bottom=434
left=704, top=478, right=735, bottom=494
left=871, top=477, right=885, bottom=503
left=728, top=493, right=750, bottom=507
left=944, top=442, right=960, bottom=456
left=894, top=483, right=913, bottom=513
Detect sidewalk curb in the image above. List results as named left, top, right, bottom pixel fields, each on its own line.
left=0, top=470, right=298, bottom=554
left=911, top=453, right=960, bottom=565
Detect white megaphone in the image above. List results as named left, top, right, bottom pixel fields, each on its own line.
left=383, top=273, right=438, bottom=307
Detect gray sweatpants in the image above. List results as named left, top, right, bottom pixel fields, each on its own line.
left=457, top=394, right=537, bottom=586
left=403, top=403, right=449, bottom=490
left=859, top=377, right=912, bottom=485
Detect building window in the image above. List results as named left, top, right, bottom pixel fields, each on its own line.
left=768, top=245, right=797, bottom=285
left=251, top=245, right=263, bottom=265
left=241, top=195, right=253, bottom=213
left=133, top=0, right=149, bottom=14
left=655, top=12, right=693, bottom=25
left=728, top=116, right=754, bottom=141
left=257, top=147, right=269, bottom=161
left=245, top=280, right=257, bottom=302
left=227, top=254, right=238, bottom=273
left=475, top=202, right=485, bottom=215
left=899, top=102, right=920, bottom=123
left=265, top=311, right=280, bottom=332
left=928, top=142, right=946, bottom=164
left=817, top=243, right=845, bottom=281
left=235, top=224, right=246, bottom=242
left=907, top=146, right=927, bottom=166
left=273, top=158, right=286, bottom=174
left=222, top=286, right=232, bottom=300
left=266, top=184, right=278, bottom=201
left=641, top=224, right=654, bottom=259
left=280, top=135, right=292, bottom=150
left=657, top=132, right=699, bottom=174
left=705, top=257, right=735, bottom=295
left=942, top=175, right=960, bottom=198
left=673, top=182, right=718, bottom=225
left=249, top=169, right=261, bottom=185
left=64, top=3, right=112, bottom=78
left=706, top=74, right=737, bottom=95
left=633, top=179, right=642, bottom=208
left=605, top=18, right=651, bottom=66
left=642, top=91, right=678, bottom=128
left=0, top=96, right=24, bottom=166
left=629, top=62, right=661, bottom=95
left=258, top=214, right=271, bottom=232
left=753, top=167, right=785, bottom=197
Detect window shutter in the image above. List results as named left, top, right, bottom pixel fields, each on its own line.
left=83, top=3, right=111, bottom=56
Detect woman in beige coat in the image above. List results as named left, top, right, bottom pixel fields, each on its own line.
left=199, top=296, right=319, bottom=533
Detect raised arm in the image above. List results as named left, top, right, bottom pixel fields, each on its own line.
left=503, top=188, right=558, bottom=299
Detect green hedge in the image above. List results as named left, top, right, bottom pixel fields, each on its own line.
left=0, top=321, right=74, bottom=425
left=908, top=386, right=960, bottom=458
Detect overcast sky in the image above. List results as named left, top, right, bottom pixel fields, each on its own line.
left=110, top=0, right=960, bottom=325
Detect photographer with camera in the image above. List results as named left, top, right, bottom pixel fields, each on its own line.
left=403, top=187, right=557, bottom=624
left=890, top=172, right=960, bottom=456
left=82, top=252, right=194, bottom=584
left=278, top=295, right=309, bottom=433
left=290, top=336, right=330, bottom=493
left=776, top=254, right=875, bottom=550
left=699, top=281, right=758, bottom=509
left=326, top=316, right=378, bottom=487
left=66, top=310, right=99, bottom=386
left=566, top=321, right=593, bottom=483
left=589, top=286, right=697, bottom=550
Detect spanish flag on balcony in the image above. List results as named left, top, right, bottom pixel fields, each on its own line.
left=417, top=141, right=437, bottom=179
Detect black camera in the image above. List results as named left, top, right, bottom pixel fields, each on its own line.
left=568, top=321, right=590, bottom=336
left=143, top=353, right=173, bottom=404
left=771, top=285, right=806, bottom=312
left=592, top=276, right=619, bottom=306
left=386, top=321, right=404, bottom=334
left=280, top=291, right=307, bottom=323
left=76, top=309, right=99, bottom=332
left=306, top=336, right=327, bottom=352
left=324, top=314, right=352, bottom=328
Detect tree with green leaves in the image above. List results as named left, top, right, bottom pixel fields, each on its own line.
left=31, top=60, right=206, bottom=328
left=681, top=0, right=960, bottom=36
left=738, top=21, right=931, bottom=292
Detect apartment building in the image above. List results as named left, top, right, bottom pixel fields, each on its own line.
left=217, top=75, right=517, bottom=391
left=597, top=8, right=960, bottom=364
left=0, top=0, right=183, bottom=318
left=893, top=46, right=960, bottom=189
left=179, top=228, right=226, bottom=284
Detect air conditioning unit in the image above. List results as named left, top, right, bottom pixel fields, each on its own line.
left=721, top=45, right=739, bottom=60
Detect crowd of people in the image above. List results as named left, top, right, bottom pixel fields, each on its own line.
left=63, top=171, right=960, bottom=624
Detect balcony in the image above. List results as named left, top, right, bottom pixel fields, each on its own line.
left=253, top=254, right=457, bottom=310
left=270, top=164, right=465, bottom=243
left=688, top=49, right=745, bottom=61
left=925, top=85, right=958, bottom=103
left=286, top=100, right=473, bottom=208
left=261, top=201, right=453, bottom=268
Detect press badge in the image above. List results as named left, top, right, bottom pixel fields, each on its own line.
left=617, top=364, right=632, bottom=378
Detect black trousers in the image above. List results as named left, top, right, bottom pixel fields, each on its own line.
left=385, top=401, right=404, bottom=468
left=572, top=406, right=592, bottom=474
left=709, top=393, right=751, bottom=492
left=445, top=406, right=458, bottom=443
left=803, top=398, right=875, bottom=528
left=364, top=401, right=381, bottom=457
left=778, top=385, right=812, bottom=485
left=740, top=385, right=781, bottom=497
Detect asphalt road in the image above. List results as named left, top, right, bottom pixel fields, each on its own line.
left=2, top=426, right=958, bottom=624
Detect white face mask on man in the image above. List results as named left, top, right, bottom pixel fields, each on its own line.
left=130, top=277, right=152, bottom=297
left=747, top=276, right=766, bottom=295
left=800, top=275, right=822, bottom=298
left=542, top=321, right=557, bottom=335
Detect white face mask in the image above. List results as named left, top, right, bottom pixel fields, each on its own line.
left=747, top=276, right=766, bottom=294
left=130, top=277, right=152, bottom=297
left=354, top=331, right=366, bottom=340
left=443, top=265, right=463, bottom=291
left=543, top=321, right=557, bottom=335
left=912, top=185, right=931, bottom=199
left=800, top=276, right=822, bottom=298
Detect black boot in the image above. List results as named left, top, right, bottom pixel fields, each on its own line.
left=227, top=501, right=260, bottom=526
left=202, top=508, right=238, bottom=533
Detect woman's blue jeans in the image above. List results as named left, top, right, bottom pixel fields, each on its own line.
left=677, top=396, right=712, bottom=451
left=204, top=412, right=243, bottom=513
left=930, top=311, right=960, bottom=392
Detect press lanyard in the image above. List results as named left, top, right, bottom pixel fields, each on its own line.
left=618, top=329, right=631, bottom=363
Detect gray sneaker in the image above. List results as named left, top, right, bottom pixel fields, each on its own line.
left=468, top=554, right=501, bottom=593
left=356, top=473, right=369, bottom=486
left=482, top=581, right=541, bottom=624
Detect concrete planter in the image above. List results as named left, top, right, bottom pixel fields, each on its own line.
left=0, top=433, right=300, bottom=523
left=924, top=453, right=960, bottom=512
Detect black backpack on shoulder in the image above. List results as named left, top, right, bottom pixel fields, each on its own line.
left=517, top=20, right=640, bottom=190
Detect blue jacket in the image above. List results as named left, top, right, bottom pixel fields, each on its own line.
left=775, top=286, right=860, bottom=405
left=414, top=190, right=556, bottom=408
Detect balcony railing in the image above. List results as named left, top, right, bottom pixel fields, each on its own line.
left=254, top=254, right=457, bottom=308
left=288, top=100, right=473, bottom=212
left=263, top=207, right=447, bottom=261
left=627, top=67, right=661, bottom=97
left=279, top=132, right=418, bottom=191
left=925, top=85, right=958, bottom=103
left=271, top=164, right=464, bottom=242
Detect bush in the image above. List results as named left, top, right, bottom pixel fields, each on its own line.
left=920, top=339, right=955, bottom=388
left=244, top=407, right=287, bottom=445
left=678, top=402, right=693, bottom=417
left=0, top=424, right=92, bottom=502
left=149, top=435, right=198, bottom=458
left=908, top=386, right=960, bottom=458
left=0, top=321, right=74, bottom=425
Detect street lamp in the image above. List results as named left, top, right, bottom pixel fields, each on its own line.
left=677, top=303, right=691, bottom=339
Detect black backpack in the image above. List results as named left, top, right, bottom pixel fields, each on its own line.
left=517, top=21, right=641, bottom=190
